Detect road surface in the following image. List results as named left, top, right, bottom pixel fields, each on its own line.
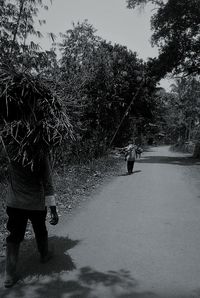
left=1, top=146, right=200, bottom=298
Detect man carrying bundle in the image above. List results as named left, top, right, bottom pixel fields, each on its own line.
left=125, top=143, right=136, bottom=174
left=4, top=154, right=59, bottom=288
left=0, top=68, right=73, bottom=288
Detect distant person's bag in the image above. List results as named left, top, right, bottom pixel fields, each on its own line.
left=136, top=147, right=143, bottom=154
left=125, top=147, right=136, bottom=161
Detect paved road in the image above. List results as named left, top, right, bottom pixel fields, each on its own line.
left=1, top=146, right=200, bottom=298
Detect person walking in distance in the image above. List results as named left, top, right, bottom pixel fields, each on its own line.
left=4, top=155, right=59, bottom=288
left=125, top=144, right=136, bottom=174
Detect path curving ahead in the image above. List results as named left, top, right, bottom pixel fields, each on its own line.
left=1, top=146, right=200, bottom=297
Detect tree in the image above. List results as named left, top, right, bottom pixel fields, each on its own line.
left=126, top=0, right=200, bottom=77
left=171, top=78, right=200, bottom=141
left=0, top=0, right=54, bottom=71
left=59, top=21, right=157, bottom=158
left=0, top=1, right=74, bottom=168
left=154, top=77, right=200, bottom=144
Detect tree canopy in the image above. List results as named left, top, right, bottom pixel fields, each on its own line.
left=59, top=21, right=157, bottom=156
left=0, top=0, right=55, bottom=71
left=0, top=2, right=163, bottom=166
left=127, top=0, right=200, bottom=78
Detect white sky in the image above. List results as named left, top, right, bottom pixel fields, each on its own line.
left=37, top=0, right=172, bottom=91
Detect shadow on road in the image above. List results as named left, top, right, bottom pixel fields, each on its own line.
left=0, top=266, right=158, bottom=298
left=137, top=155, right=200, bottom=166
left=118, top=170, right=142, bottom=177
left=20, top=236, right=79, bottom=279
left=0, top=236, right=79, bottom=280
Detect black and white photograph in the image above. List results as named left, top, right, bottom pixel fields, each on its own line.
left=0, top=0, right=200, bottom=297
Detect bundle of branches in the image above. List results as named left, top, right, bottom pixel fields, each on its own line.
left=0, top=67, right=74, bottom=169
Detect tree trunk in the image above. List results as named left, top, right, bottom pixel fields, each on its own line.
left=10, top=0, right=25, bottom=55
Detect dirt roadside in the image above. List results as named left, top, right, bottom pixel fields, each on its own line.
left=0, top=151, right=124, bottom=257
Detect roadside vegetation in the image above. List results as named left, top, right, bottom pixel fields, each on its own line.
left=0, top=0, right=200, bottom=248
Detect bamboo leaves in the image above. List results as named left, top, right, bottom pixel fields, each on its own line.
left=0, top=67, right=74, bottom=167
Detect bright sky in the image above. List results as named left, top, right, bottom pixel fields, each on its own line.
left=37, top=0, right=172, bottom=90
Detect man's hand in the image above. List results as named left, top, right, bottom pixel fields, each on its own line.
left=49, top=206, right=59, bottom=225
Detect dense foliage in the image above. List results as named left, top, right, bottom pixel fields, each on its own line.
left=159, top=78, right=200, bottom=144
left=58, top=21, right=158, bottom=159
left=126, top=0, right=200, bottom=155
left=0, top=1, right=160, bottom=170
left=0, top=0, right=73, bottom=169
left=127, top=0, right=200, bottom=78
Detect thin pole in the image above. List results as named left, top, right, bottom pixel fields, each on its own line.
left=109, top=79, right=145, bottom=147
